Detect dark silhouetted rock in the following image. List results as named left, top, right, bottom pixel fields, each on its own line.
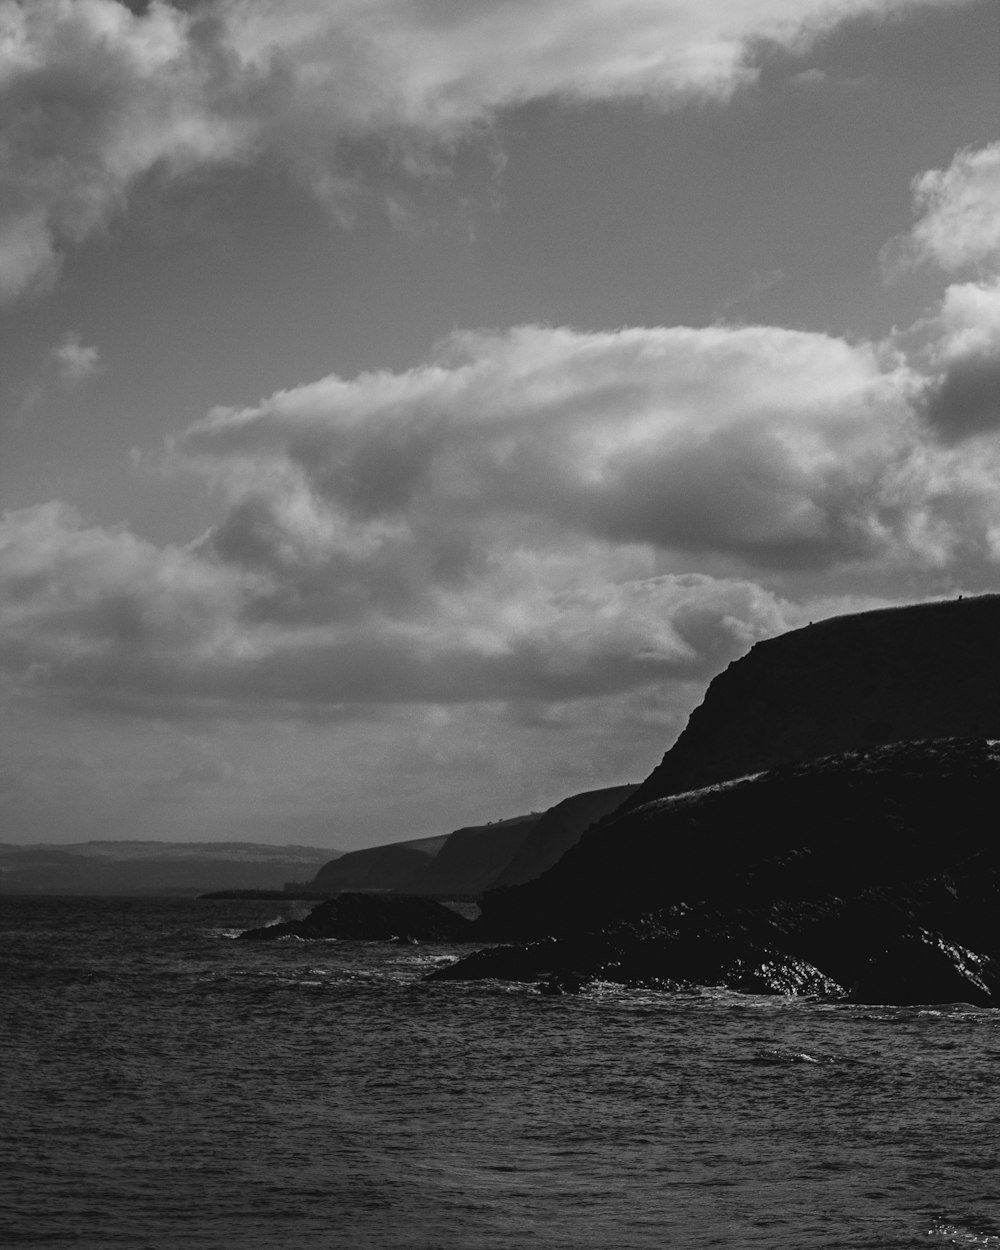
left=848, top=931, right=998, bottom=1007
left=477, top=738, right=1000, bottom=939
left=237, top=893, right=474, bottom=942
left=428, top=599, right=1000, bottom=1004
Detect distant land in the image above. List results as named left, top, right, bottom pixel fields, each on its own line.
left=0, top=841, right=341, bottom=896
left=306, top=785, right=638, bottom=898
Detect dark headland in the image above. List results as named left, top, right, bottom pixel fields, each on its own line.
left=244, top=595, right=1000, bottom=1006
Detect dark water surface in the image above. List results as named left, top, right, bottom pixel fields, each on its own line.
left=2, top=895, right=1000, bottom=1249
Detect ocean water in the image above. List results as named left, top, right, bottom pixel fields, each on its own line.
left=2, top=896, right=1000, bottom=1250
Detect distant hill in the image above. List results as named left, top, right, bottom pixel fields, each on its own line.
left=306, top=785, right=643, bottom=898
left=490, top=785, right=639, bottom=888
left=0, top=841, right=340, bottom=895
left=309, top=835, right=451, bottom=893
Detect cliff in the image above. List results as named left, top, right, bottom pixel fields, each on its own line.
left=490, top=785, right=639, bottom=889
left=477, top=737, right=1000, bottom=938
left=306, top=786, right=640, bottom=897
left=622, top=594, right=1000, bottom=810
left=406, top=815, right=541, bottom=895
left=437, top=738, right=1000, bottom=1001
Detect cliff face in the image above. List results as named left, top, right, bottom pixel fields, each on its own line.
left=477, top=737, right=1000, bottom=937
left=491, top=785, right=639, bottom=888
left=306, top=787, right=640, bottom=897
left=407, top=815, right=541, bottom=895
left=623, top=594, right=1000, bottom=811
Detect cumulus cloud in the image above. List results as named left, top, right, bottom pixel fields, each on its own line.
left=7, top=310, right=1000, bottom=719
left=899, top=142, right=1000, bottom=441
left=0, top=497, right=799, bottom=714
left=50, top=331, right=101, bottom=384
left=6, top=134, right=1000, bottom=722
left=176, top=323, right=922, bottom=573
left=0, top=0, right=976, bottom=300
left=906, top=142, right=1000, bottom=273
left=0, top=500, right=255, bottom=704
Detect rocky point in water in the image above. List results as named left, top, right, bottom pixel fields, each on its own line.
left=426, top=596, right=1000, bottom=1003
left=432, top=737, right=1000, bottom=1001
left=242, top=598, right=1000, bottom=1005
left=238, top=893, right=474, bottom=942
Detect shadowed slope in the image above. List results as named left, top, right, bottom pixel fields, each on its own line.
left=478, top=738, right=1000, bottom=938
left=491, top=785, right=639, bottom=888
left=622, top=594, right=1000, bottom=812
left=407, top=815, right=542, bottom=895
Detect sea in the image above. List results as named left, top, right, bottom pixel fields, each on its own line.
left=3, top=895, right=1000, bottom=1250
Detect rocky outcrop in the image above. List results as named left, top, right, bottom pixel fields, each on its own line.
left=432, top=737, right=1000, bottom=1004
left=237, top=893, right=474, bottom=942
left=621, top=594, right=1000, bottom=811
left=848, top=931, right=998, bottom=1008
left=477, top=737, right=1000, bottom=938
left=432, top=858, right=1000, bottom=1004
left=490, top=785, right=638, bottom=888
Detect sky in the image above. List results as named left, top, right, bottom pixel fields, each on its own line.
left=1, top=0, right=999, bottom=850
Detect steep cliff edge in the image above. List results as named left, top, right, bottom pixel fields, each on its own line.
left=477, top=737, right=1000, bottom=938
left=441, top=738, right=1000, bottom=1002
left=406, top=815, right=541, bottom=895
left=491, top=785, right=639, bottom=889
left=622, top=594, right=1000, bottom=811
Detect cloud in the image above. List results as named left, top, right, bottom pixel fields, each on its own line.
left=896, top=143, right=1000, bottom=442
left=0, top=0, right=977, bottom=300
left=6, top=307, right=1000, bottom=720
left=0, top=500, right=255, bottom=702
left=5, top=136, right=1000, bottom=722
left=905, top=141, right=1000, bottom=273
left=49, top=331, right=101, bottom=384
left=0, top=495, right=800, bottom=714
left=176, top=323, right=922, bottom=573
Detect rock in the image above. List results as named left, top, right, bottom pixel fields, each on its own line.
left=537, top=971, right=587, bottom=995
left=477, top=738, right=1000, bottom=939
left=848, top=931, right=999, bottom=1007
left=238, top=893, right=474, bottom=942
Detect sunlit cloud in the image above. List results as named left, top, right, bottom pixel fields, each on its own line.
left=6, top=288, right=1000, bottom=720
left=49, top=332, right=101, bottom=385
